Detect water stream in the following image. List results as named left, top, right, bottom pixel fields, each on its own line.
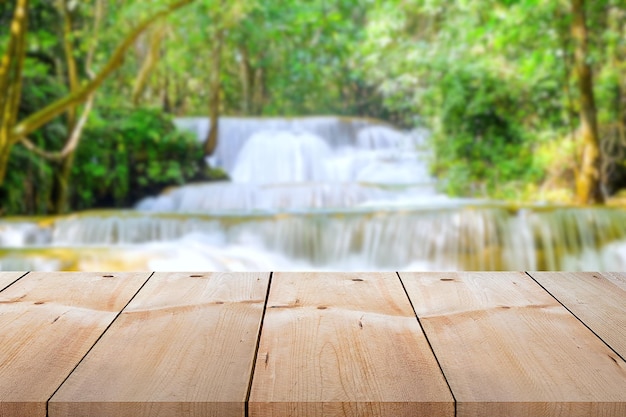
left=2, top=116, right=626, bottom=271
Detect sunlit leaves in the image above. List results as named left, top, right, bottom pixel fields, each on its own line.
left=353, top=0, right=625, bottom=197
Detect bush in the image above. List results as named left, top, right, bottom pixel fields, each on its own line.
left=430, top=67, right=543, bottom=198
left=70, top=107, right=206, bottom=210
left=1, top=104, right=208, bottom=215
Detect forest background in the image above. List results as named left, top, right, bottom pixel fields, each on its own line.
left=1, top=0, right=625, bottom=216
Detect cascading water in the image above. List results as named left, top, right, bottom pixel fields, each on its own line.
left=2, top=116, right=626, bottom=271
left=231, top=131, right=333, bottom=184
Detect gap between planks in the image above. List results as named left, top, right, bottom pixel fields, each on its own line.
left=0, top=271, right=29, bottom=292
left=526, top=271, right=626, bottom=363
left=396, top=270, right=458, bottom=417
left=49, top=272, right=271, bottom=417
left=44, top=272, right=155, bottom=416
left=244, top=271, right=274, bottom=417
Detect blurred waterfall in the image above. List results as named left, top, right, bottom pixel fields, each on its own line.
left=2, top=206, right=626, bottom=271
left=2, top=116, right=626, bottom=271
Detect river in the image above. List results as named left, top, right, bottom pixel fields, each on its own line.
left=1, top=116, right=626, bottom=271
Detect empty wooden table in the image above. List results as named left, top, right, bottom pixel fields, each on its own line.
left=0, top=271, right=624, bottom=417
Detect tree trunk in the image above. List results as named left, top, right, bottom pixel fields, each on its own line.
left=252, top=67, right=265, bottom=115
left=0, top=0, right=28, bottom=185
left=238, top=45, right=254, bottom=115
left=54, top=151, right=76, bottom=213
left=173, top=77, right=187, bottom=114
left=58, top=0, right=79, bottom=127
left=0, top=139, right=12, bottom=190
left=571, top=0, right=604, bottom=204
left=162, top=73, right=172, bottom=112
left=132, top=24, right=165, bottom=106
left=204, top=28, right=224, bottom=156
left=52, top=0, right=79, bottom=214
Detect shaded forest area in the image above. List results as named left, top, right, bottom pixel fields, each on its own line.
left=0, top=0, right=625, bottom=215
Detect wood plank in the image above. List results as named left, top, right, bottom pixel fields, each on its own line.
left=0, top=272, right=150, bottom=417
left=602, top=272, right=626, bottom=291
left=0, top=271, right=26, bottom=291
left=400, top=271, right=626, bottom=417
left=529, top=271, right=626, bottom=360
left=50, top=272, right=270, bottom=417
left=249, top=272, right=454, bottom=417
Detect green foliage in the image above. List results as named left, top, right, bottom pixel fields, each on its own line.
left=3, top=0, right=625, bottom=212
left=431, top=66, right=542, bottom=197
left=159, top=0, right=373, bottom=117
left=1, top=73, right=67, bottom=215
left=1, top=103, right=206, bottom=215
left=354, top=0, right=626, bottom=200
left=0, top=0, right=211, bottom=216
left=71, top=107, right=205, bottom=210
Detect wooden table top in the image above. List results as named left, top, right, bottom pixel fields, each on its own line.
left=0, top=271, right=624, bottom=417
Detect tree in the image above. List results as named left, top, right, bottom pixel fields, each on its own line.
left=571, top=0, right=604, bottom=204
left=203, top=0, right=228, bottom=156
left=154, top=0, right=255, bottom=155
left=0, top=0, right=195, bottom=185
left=132, top=23, right=167, bottom=106
left=52, top=0, right=98, bottom=213
left=156, top=0, right=369, bottom=119
left=354, top=0, right=623, bottom=202
left=0, top=0, right=28, bottom=185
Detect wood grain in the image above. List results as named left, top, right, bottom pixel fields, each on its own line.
left=50, top=272, right=270, bottom=417
left=400, top=271, right=626, bottom=417
left=0, top=271, right=26, bottom=291
left=0, top=271, right=150, bottom=417
left=529, top=271, right=626, bottom=359
left=601, top=272, right=626, bottom=291
left=249, top=272, right=454, bottom=417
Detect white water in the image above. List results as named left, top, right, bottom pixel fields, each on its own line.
left=2, top=116, right=626, bottom=271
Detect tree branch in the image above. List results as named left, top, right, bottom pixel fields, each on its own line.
left=11, top=0, right=194, bottom=143
left=19, top=93, right=95, bottom=161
